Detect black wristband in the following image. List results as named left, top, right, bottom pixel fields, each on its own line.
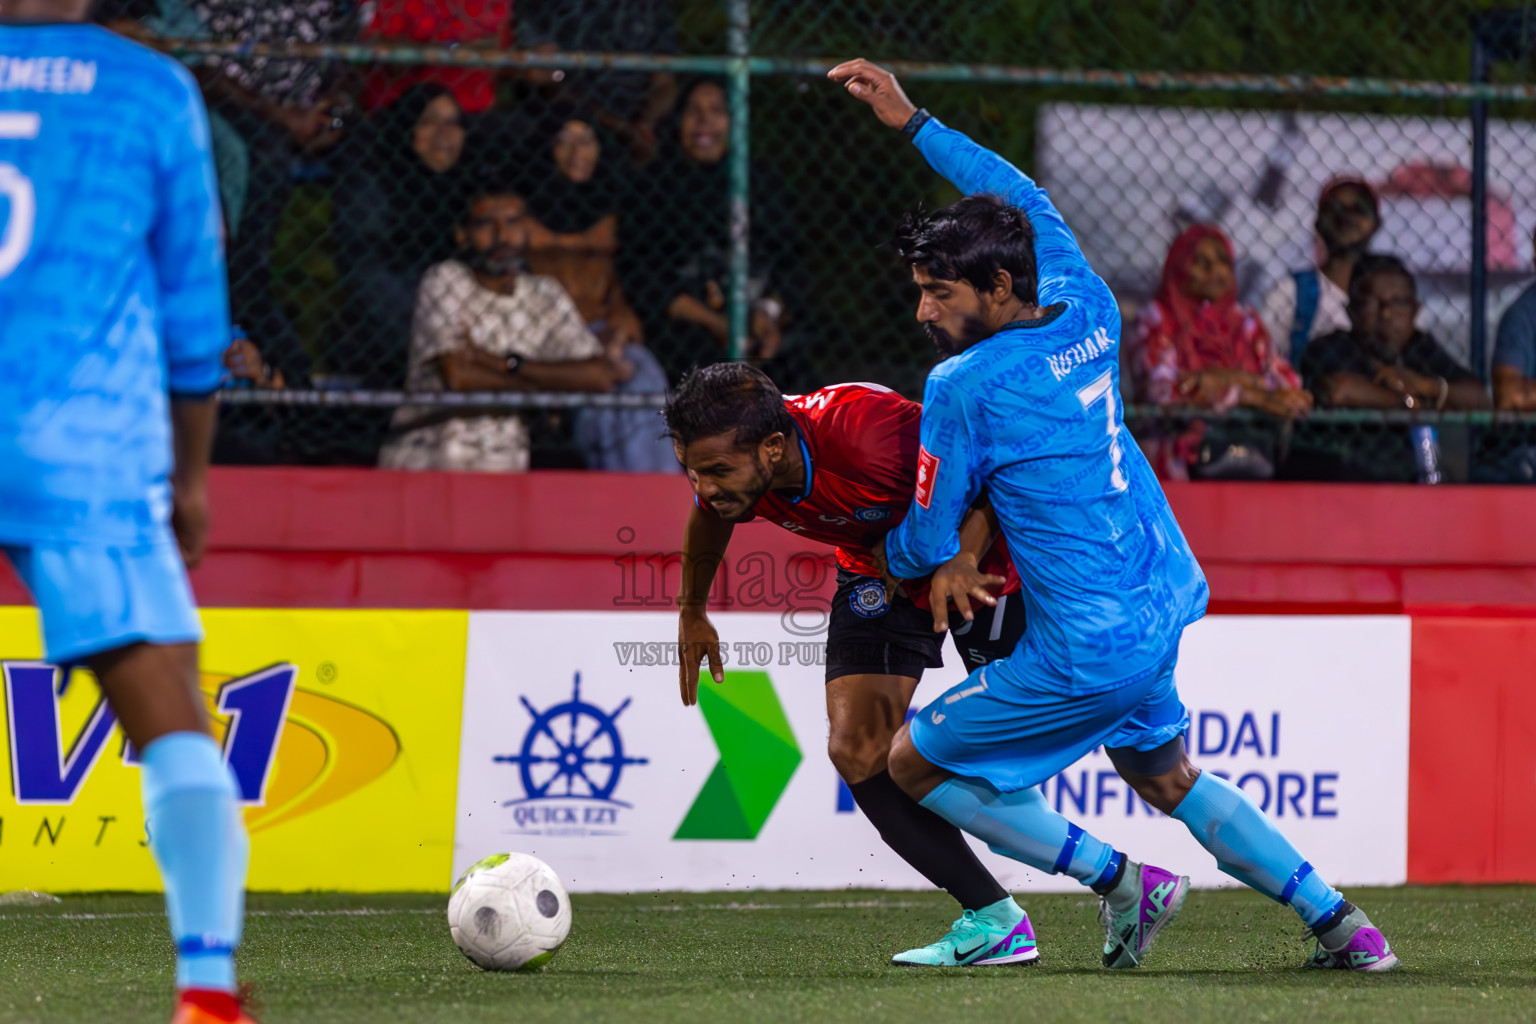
left=504, top=352, right=524, bottom=375
left=902, top=107, right=932, bottom=140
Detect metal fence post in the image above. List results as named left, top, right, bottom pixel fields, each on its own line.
left=1471, top=18, right=1491, bottom=381
left=728, top=0, right=752, bottom=361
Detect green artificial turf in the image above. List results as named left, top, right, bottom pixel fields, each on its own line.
left=0, top=887, right=1531, bottom=1023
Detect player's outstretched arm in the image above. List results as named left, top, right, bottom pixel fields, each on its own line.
left=677, top=504, right=733, bottom=706
left=829, top=58, right=1088, bottom=300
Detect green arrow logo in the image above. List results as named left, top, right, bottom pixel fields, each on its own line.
left=674, top=670, right=801, bottom=840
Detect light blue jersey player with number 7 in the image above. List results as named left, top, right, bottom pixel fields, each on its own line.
left=1, top=3, right=253, bottom=1022
left=830, top=58, right=1399, bottom=974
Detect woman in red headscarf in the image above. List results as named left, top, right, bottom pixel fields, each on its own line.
left=1131, top=224, right=1312, bottom=479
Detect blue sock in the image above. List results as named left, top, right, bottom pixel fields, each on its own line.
left=1171, top=771, right=1343, bottom=927
left=921, top=777, right=1116, bottom=886
left=141, top=732, right=248, bottom=992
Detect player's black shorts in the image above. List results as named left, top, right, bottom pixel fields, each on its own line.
left=824, top=568, right=1027, bottom=684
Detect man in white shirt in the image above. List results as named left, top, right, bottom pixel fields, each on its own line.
left=1259, top=177, right=1380, bottom=366
left=380, top=187, right=625, bottom=472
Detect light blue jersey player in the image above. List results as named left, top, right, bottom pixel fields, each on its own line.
left=831, top=58, right=1398, bottom=974
left=1, top=4, right=251, bottom=1022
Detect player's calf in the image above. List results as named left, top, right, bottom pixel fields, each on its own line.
left=93, top=644, right=250, bottom=1002
left=1156, top=759, right=1402, bottom=971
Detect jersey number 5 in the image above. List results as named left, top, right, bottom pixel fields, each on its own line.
left=0, top=112, right=40, bottom=281
left=1075, top=369, right=1128, bottom=492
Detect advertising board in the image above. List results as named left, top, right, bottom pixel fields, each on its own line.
left=453, top=612, right=1411, bottom=893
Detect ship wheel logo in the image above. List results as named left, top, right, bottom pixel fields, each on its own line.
left=495, top=673, right=648, bottom=805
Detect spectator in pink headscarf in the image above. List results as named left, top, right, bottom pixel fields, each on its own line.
left=1132, top=224, right=1312, bottom=480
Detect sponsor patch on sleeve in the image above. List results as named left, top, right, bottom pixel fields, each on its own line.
left=915, top=445, right=940, bottom=509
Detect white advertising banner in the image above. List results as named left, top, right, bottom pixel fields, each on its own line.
left=453, top=612, right=1409, bottom=893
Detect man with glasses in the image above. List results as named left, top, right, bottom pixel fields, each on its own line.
left=1296, top=253, right=1489, bottom=480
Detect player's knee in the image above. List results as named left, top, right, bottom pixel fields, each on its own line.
left=826, top=729, right=889, bottom=785
left=886, top=725, right=937, bottom=798
left=1107, top=738, right=1198, bottom=815
left=1126, top=758, right=1200, bottom=815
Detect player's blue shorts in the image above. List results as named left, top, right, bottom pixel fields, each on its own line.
left=909, top=643, right=1189, bottom=793
left=1, top=528, right=203, bottom=666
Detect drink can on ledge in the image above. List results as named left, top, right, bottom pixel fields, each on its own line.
left=1411, top=424, right=1443, bottom=485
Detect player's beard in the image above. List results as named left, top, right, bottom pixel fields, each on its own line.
left=925, top=314, right=993, bottom=359
left=708, top=456, right=775, bottom=522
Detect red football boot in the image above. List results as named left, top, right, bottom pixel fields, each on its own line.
left=170, top=988, right=259, bottom=1024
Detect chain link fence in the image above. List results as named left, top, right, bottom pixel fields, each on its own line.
left=98, top=0, right=1536, bottom=480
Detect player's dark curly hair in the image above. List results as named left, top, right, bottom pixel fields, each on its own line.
left=664, top=363, right=795, bottom=450
left=894, top=193, right=1038, bottom=305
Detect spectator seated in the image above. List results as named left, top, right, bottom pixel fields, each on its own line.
left=1295, top=254, right=1489, bottom=481
left=525, top=113, right=677, bottom=472
left=1259, top=177, right=1381, bottom=367
left=1131, top=225, right=1311, bottom=480
left=379, top=188, right=626, bottom=473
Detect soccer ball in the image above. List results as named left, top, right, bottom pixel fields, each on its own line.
left=448, top=852, right=572, bottom=971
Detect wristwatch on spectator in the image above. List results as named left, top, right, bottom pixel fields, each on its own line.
left=504, top=352, right=524, bottom=376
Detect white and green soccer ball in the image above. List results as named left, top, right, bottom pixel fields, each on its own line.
left=448, top=852, right=572, bottom=971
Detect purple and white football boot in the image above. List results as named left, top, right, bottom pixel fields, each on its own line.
left=1306, top=904, right=1401, bottom=972
left=1100, top=861, right=1190, bottom=968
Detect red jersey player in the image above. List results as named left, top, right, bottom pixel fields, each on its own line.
left=664, top=363, right=1037, bottom=967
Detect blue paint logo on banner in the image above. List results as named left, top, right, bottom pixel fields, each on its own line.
left=4, top=661, right=297, bottom=806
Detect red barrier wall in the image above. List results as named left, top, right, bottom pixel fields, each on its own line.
left=2, top=469, right=1533, bottom=885
left=7, top=468, right=1532, bottom=611
left=1409, top=616, right=1536, bottom=884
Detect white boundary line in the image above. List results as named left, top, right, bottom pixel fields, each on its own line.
left=0, top=898, right=941, bottom=921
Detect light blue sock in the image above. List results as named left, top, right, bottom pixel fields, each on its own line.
left=921, top=777, right=1117, bottom=886
left=1171, top=770, right=1343, bottom=927
left=141, top=732, right=248, bottom=992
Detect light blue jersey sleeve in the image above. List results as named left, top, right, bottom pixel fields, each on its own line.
left=153, top=63, right=228, bottom=396
left=883, top=373, right=983, bottom=580
left=909, top=115, right=1091, bottom=307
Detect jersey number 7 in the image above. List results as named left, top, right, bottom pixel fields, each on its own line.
left=0, top=112, right=40, bottom=281
left=1075, top=368, right=1129, bottom=492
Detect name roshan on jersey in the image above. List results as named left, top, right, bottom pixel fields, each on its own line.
left=697, top=382, right=1020, bottom=609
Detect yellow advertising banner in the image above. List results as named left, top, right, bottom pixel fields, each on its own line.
left=0, top=607, right=468, bottom=893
